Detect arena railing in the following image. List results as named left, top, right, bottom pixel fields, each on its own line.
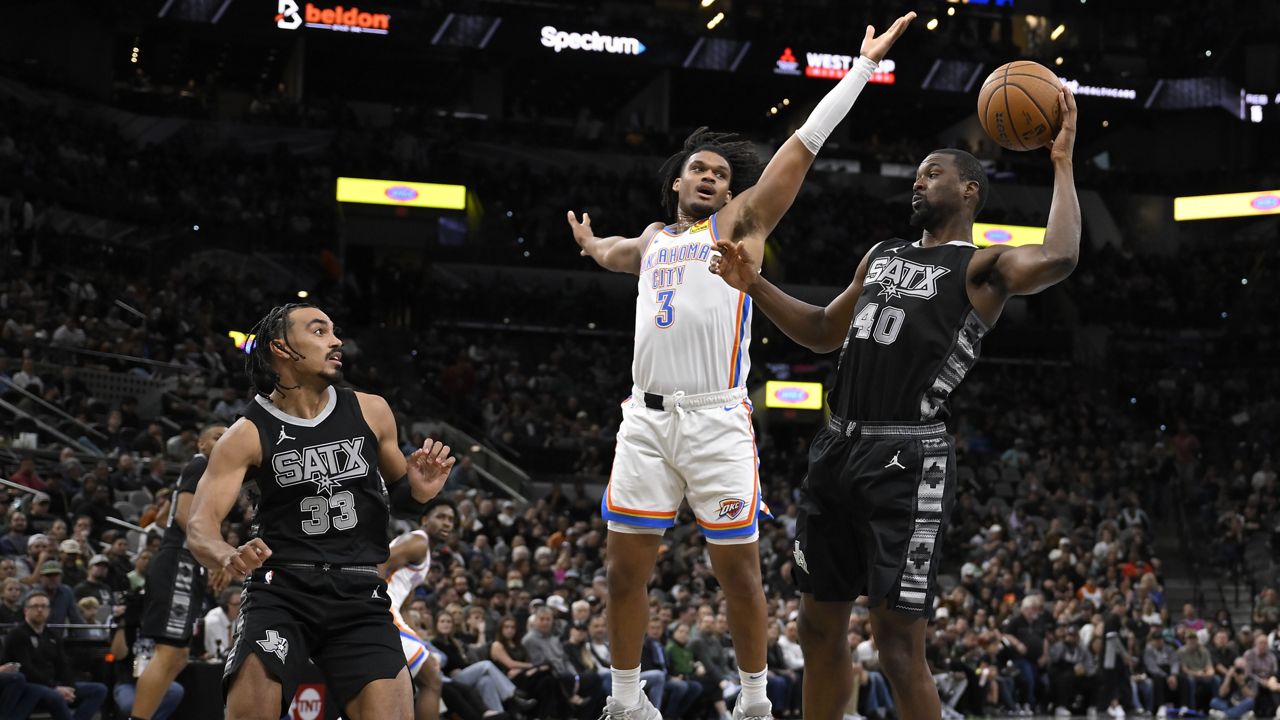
left=0, top=375, right=108, bottom=443
left=0, top=397, right=104, bottom=457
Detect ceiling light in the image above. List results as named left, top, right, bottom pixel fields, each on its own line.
left=1050, top=24, right=1066, bottom=41
left=947, top=7, right=955, bottom=16
left=926, top=18, right=939, bottom=30
left=706, top=11, right=724, bottom=29
left=1055, top=56, right=1063, bottom=66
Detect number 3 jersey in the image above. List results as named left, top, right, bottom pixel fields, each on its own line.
left=632, top=214, right=752, bottom=395
left=831, top=238, right=990, bottom=423
left=242, top=386, right=390, bottom=566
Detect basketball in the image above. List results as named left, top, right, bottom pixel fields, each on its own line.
left=978, top=61, right=1065, bottom=151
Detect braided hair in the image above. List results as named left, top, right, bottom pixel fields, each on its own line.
left=245, top=303, right=315, bottom=397
left=658, top=126, right=763, bottom=221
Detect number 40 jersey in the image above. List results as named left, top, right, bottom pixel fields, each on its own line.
left=832, top=238, right=991, bottom=423
left=242, top=386, right=391, bottom=566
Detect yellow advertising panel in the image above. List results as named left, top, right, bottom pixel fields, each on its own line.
left=764, top=381, right=824, bottom=410
left=336, top=177, right=466, bottom=209
left=973, top=223, right=1046, bottom=247
left=1174, top=190, right=1280, bottom=221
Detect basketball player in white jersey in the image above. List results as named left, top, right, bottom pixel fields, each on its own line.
left=383, top=523, right=439, bottom=720
left=567, top=12, right=916, bottom=720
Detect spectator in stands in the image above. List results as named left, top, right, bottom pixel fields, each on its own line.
left=0, top=558, right=15, bottom=584
left=432, top=608, right=532, bottom=717
left=103, top=533, right=132, bottom=591
left=1180, top=631, right=1217, bottom=711
left=1004, top=595, right=1049, bottom=713
left=1211, top=657, right=1258, bottom=720
left=213, top=387, right=246, bottom=423
left=0, top=577, right=24, bottom=624
left=1211, top=629, right=1241, bottom=677
left=1049, top=624, right=1094, bottom=716
left=689, top=613, right=735, bottom=720
left=54, top=540, right=84, bottom=589
left=202, top=586, right=240, bottom=660
left=1243, top=634, right=1280, bottom=716
left=0, top=510, right=28, bottom=555
left=11, top=359, right=43, bottom=396
left=10, top=455, right=45, bottom=491
left=126, top=547, right=151, bottom=590
left=17, top=533, right=51, bottom=582
left=72, top=554, right=112, bottom=612
left=1145, top=629, right=1181, bottom=712
left=107, top=588, right=185, bottom=720
left=131, top=421, right=165, bottom=458
left=523, top=604, right=603, bottom=715
left=35, top=561, right=79, bottom=628
left=0, top=589, right=108, bottom=720
left=490, top=613, right=566, bottom=716
left=26, top=493, right=55, bottom=534
left=1255, top=589, right=1280, bottom=635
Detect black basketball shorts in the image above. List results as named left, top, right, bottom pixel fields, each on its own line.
left=792, top=417, right=956, bottom=615
left=141, top=546, right=208, bottom=647
left=222, top=563, right=405, bottom=716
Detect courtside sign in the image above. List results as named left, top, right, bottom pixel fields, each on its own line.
left=973, top=223, right=1045, bottom=247
left=1174, top=190, right=1280, bottom=221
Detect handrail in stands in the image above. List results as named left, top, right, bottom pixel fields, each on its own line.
left=0, top=376, right=108, bottom=440
left=0, top=397, right=104, bottom=457
left=36, top=339, right=212, bottom=375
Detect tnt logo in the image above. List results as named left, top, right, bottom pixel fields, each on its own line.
left=717, top=498, right=745, bottom=520
left=289, top=684, right=325, bottom=720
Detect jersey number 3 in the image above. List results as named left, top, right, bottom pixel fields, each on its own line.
left=654, top=290, right=675, bottom=328
left=852, top=302, right=905, bottom=345
left=300, top=490, right=358, bottom=535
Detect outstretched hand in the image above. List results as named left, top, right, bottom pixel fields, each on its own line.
left=860, top=11, right=917, bottom=63
left=407, top=438, right=455, bottom=500
left=567, top=211, right=595, bottom=257
left=709, top=240, right=760, bottom=293
left=1049, top=87, right=1077, bottom=164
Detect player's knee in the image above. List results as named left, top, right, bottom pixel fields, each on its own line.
left=877, top=637, right=925, bottom=686
left=797, top=611, right=842, bottom=652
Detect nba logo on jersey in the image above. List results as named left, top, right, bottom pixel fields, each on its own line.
left=717, top=498, right=745, bottom=520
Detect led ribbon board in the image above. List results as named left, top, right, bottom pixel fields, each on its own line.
left=764, top=381, right=823, bottom=410
left=335, top=177, right=466, bottom=209
left=1174, top=190, right=1280, bottom=221
left=973, top=223, right=1045, bottom=247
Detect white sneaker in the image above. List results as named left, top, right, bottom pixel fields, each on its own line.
left=731, top=699, right=775, bottom=720
left=1057, top=707, right=1073, bottom=717
left=1108, top=704, right=1127, bottom=719
left=1087, top=707, right=1099, bottom=720
left=1157, top=707, right=1168, bottom=719
left=599, top=693, right=663, bottom=720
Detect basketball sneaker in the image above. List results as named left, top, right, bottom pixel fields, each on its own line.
left=731, top=699, right=775, bottom=720
left=599, top=693, right=662, bottom=720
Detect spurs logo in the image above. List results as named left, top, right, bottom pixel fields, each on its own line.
left=257, top=629, right=289, bottom=662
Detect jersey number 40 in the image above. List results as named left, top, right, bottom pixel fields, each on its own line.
left=851, top=303, right=905, bottom=346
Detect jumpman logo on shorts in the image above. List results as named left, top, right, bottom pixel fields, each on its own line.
left=885, top=451, right=906, bottom=470
left=277, top=427, right=296, bottom=445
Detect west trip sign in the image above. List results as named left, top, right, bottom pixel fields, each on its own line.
left=775, top=48, right=896, bottom=84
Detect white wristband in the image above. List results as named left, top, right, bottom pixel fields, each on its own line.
left=794, top=55, right=879, bottom=155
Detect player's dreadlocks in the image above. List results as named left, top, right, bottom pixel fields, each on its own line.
left=658, top=127, right=763, bottom=221
left=245, top=303, right=315, bottom=396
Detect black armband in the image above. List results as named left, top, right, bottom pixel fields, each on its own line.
left=389, top=474, right=430, bottom=518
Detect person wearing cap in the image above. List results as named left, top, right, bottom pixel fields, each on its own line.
left=72, top=554, right=114, bottom=615
left=35, top=560, right=81, bottom=629
left=26, top=492, right=56, bottom=535
left=0, top=589, right=108, bottom=720
left=1144, top=628, right=1181, bottom=713
left=56, top=538, right=86, bottom=589
left=17, top=532, right=52, bottom=583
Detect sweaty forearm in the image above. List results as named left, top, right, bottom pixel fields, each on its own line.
left=745, top=275, right=840, bottom=353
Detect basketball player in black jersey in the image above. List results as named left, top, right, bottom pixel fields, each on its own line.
left=132, top=423, right=227, bottom=720
left=712, top=90, right=1079, bottom=719
left=187, top=303, right=456, bottom=720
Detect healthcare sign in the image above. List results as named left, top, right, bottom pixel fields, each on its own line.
left=764, top=381, right=824, bottom=411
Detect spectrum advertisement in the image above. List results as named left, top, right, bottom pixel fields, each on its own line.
left=335, top=178, right=467, bottom=210
left=1174, top=190, right=1280, bottom=221
left=764, top=381, right=824, bottom=411
left=973, top=223, right=1046, bottom=247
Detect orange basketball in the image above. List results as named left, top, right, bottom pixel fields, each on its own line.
left=977, top=61, right=1064, bottom=151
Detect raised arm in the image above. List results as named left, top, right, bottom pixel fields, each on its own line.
left=711, top=239, right=876, bottom=353
left=972, top=88, right=1080, bottom=318
left=187, top=419, right=271, bottom=575
left=568, top=212, right=664, bottom=275
left=716, top=12, right=915, bottom=256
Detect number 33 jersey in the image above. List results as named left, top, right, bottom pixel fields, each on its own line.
left=633, top=214, right=752, bottom=396
left=831, top=238, right=990, bottom=423
left=243, top=386, right=390, bottom=565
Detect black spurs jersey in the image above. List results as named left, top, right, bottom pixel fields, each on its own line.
left=159, top=453, right=207, bottom=551
left=243, top=386, right=390, bottom=565
left=831, top=238, right=990, bottom=422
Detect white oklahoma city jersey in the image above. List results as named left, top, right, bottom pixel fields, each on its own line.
left=633, top=213, right=751, bottom=395
left=387, top=529, right=430, bottom=629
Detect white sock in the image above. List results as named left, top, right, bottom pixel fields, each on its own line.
left=739, top=667, right=768, bottom=707
left=612, top=665, right=641, bottom=708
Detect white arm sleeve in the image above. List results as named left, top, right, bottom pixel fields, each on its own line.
left=794, top=55, right=879, bottom=155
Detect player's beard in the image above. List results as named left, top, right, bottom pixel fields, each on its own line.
left=909, top=199, right=937, bottom=228
left=319, top=366, right=343, bottom=385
